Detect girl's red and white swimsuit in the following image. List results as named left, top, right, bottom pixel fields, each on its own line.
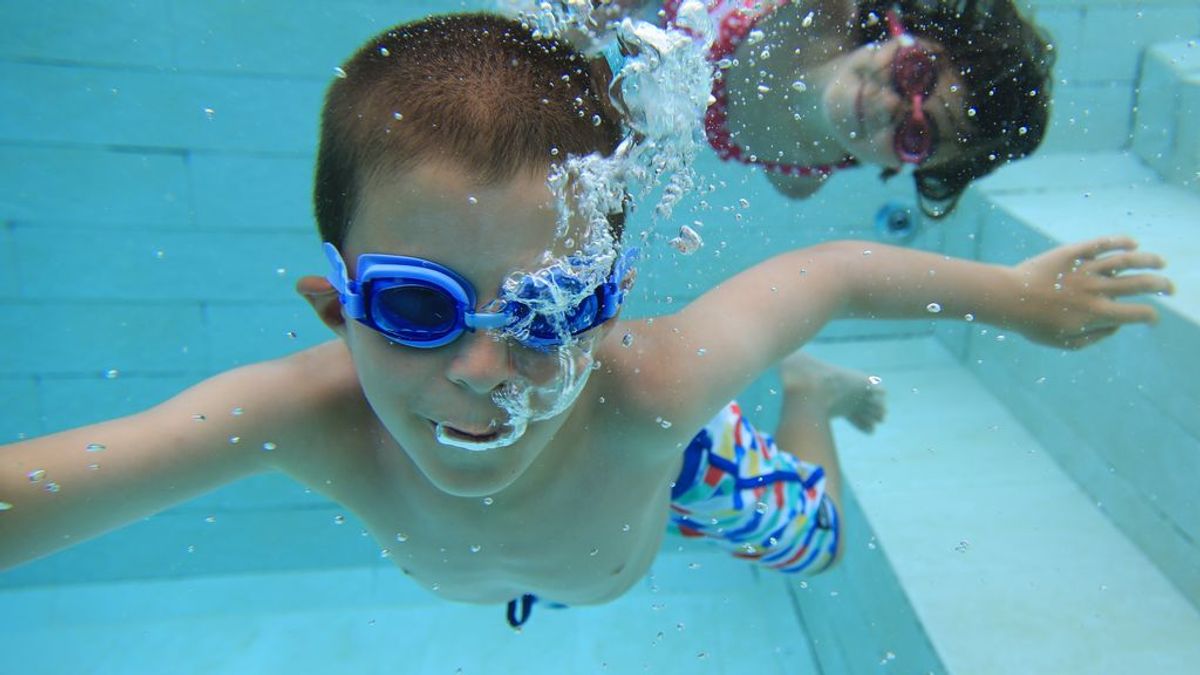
left=662, top=0, right=858, bottom=177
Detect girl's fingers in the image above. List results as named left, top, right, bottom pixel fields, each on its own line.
left=1068, top=235, right=1138, bottom=261
left=1087, top=251, right=1166, bottom=276
left=1099, top=273, right=1175, bottom=297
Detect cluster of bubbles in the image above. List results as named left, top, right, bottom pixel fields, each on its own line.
left=434, top=1, right=717, bottom=451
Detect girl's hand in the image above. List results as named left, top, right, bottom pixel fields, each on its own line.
left=1011, top=236, right=1173, bottom=349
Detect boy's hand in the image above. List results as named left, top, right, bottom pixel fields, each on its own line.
left=1012, top=236, right=1173, bottom=349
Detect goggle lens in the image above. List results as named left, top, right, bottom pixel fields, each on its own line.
left=373, top=284, right=459, bottom=339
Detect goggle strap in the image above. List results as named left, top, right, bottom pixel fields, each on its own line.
left=322, top=242, right=366, bottom=319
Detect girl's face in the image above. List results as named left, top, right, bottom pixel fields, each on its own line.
left=820, top=36, right=971, bottom=169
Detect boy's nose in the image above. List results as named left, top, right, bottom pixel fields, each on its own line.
left=445, top=330, right=513, bottom=394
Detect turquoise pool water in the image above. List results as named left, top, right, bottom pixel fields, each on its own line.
left=2, top=1, right=1198, bottom=673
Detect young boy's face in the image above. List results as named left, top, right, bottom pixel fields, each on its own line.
left=325, top=160, right=595, bottom=498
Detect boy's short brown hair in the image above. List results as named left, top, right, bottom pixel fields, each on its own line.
left=314, top=13, right=625, bottom=248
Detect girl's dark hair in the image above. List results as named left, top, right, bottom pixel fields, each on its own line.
left=855, top=0, right=1055, bottom=217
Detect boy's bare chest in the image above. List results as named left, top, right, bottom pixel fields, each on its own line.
left=347, top=443, right=684, bottom=606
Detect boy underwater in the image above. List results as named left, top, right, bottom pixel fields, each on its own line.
left=0, top=13, right=1173, bottom=628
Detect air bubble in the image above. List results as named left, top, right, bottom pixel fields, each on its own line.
left=333, top=67, right=347, bottom=78
left=482, top=497, right=494, bottom=506
left=393, top=112, right=403, bottom=120
left=192, top=414, right=206, bottom=422
left=867, top=375, right=883, bottom=385
left=926, top=302, right=942, bottom=313
left=44, top=482, right=61, bottom=493
left=396, top=532, right=409, bottom=543
left=27, top=469, right=45, bottom=483
left=104, top=369, right=120, bottom=379
left=262, top=441, right=277, bottom=451
left=802, top=11, right=815, bottom=27
left=668, top=224, right=703, bottom=254
left=229, top=436, right=241, bottom=444
left=85, top=443, right=106, bottom=453
left=379, top=47, right=390, bottom=57
left=0, top=502, right=12, bottom=511
left=657, top=417, right=673, bottom=429
left=622, top=332, right=634, bottom=347
left=470, top=544, right=482, bottom=553
left=334, top=514, right=346, bottom=525
left=231, top=407, right=244, bottom=416
left=746, top=29, right=765, bottom=45
left=791, top=80, right=807, bottom=92
left=203, top=107, right=216, bottom=120
left=467, top=195, right=478, bottom=205
left=964, top=313, right=975, bottom=322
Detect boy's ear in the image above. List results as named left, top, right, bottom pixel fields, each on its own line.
left=296, top=275, right=347, bottom=336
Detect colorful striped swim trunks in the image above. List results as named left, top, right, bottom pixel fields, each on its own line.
left=668, top=401, right=840, bottom=574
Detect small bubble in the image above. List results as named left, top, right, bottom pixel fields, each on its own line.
left=656, top=417, right=673, bottom=429
left=622, top=523, right=631, bottom=532
left=802, top=11, right=815, bottom=27
left=757, top=83, right=771, bottom=94
left=333, top=66, right=347, bottom=78
left=589, top=548, right=600, bottom=556
left=275, top=267, right=287, bottom=276
left=482, top=497, right=494, bottom=506
left=44, top=482, right=61, bottom=493
left=868, top=375, right=883, bottom=385
left=755, top=501, right=768, bottom=514
left=954, top=539, right=970, bottom=553
left=967, top=107, right=977, bottom=117
left=591, top=114, right=602, bottom=126
left=791, top=80, right=807, bottom=92
left=0, top=501, right=12, bottom=511
left=286, top=331, right=298, bottom=339
left=231, top=407, right=244, bottom=416
left=466, top=195, right=478, bottom=205
left=738, top=198, right=750, bottom=208
left=862, top=249, right=873, bottom=256
left=104, top=369, right=120, bottom=379
left=87, top=463, right=100, bottom=471
left=192, top=414, right=206, bottom=422
left=85, top=443, right=106, bottom=453
left=470, top=544, right=482, bottom=553
left=203, top=107, right=216, bottom=120
left=963, top=313, right=975, bottom=322
left=333, top=514, right=346, bottom=525
left=392, top=112, right=403, bottom=121
left=746, top=29, right=765, bottom=45
left=697, top=651, right=709, bottom=660
left=205, top=515, right=217, bottom=524
left=622, top=332, right=634, bottom=347
left=379, top=47, right=390, bottom=57
left=926, top=302, right=942, bottom=313
left=228, top=436, right=241, bottom=444
left=27, top=469, right=46, bottom=483
left=676, top=622, right=686, bottom=632
left=396, top=532, right=409, bottom=543
left=380, top=548, right=391, bottom=558
left=262, top=441, right=277, bottom=451
left=696, top=348, right=707, bottom=356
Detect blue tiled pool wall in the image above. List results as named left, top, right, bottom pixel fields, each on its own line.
left=1, top=0, right=1197, bottom=587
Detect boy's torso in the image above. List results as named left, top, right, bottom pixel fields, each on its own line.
left=272, top=340, right=692, bottom=606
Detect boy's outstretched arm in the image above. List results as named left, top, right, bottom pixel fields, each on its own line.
left=628, top=236, right=1171, bottom=432
left=0, top=343, right=354, bottom=570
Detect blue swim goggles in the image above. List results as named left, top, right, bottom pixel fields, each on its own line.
left=324, top=242, right=637, bottom=350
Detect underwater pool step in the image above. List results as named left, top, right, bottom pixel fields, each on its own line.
left=793, top=338, right=1200, bottom=675
left=1134, top=40, right=1200, bottom=194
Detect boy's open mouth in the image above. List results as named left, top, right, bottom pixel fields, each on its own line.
left=430, top=419, right=501, bottom=443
